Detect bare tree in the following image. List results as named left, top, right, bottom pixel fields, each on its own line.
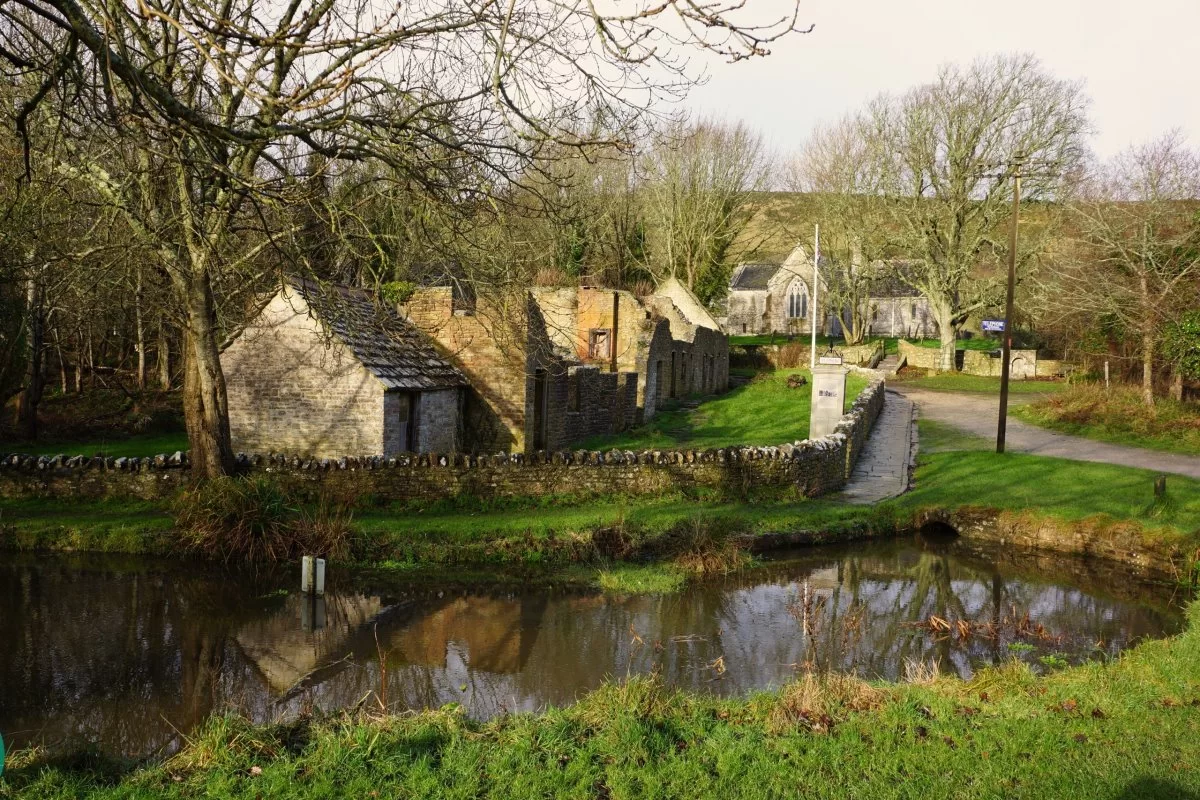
left=1047, top=132, right=1200, bottom=405
left=1, top=0, right=806, bottom=475
left=642, top=116, right=768, bottom=303
left=790, top=115, right=893, bottom=344
left=865, top=54, right=1090, bottom=370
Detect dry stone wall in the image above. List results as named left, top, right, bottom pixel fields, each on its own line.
left=0, top=379, right=886, bottom=504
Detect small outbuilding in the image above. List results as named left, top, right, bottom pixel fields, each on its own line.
left=222, top=278, right=468, bottom=458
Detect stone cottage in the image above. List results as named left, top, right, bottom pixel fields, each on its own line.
left=402, top=278, right=728, bottom=454
left=222, top=278, right=468, bottom=458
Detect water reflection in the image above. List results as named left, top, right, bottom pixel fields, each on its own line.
left=0, top=540, right=1187, bottom=758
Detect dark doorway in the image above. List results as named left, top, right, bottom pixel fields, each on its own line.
left=532, top=369, right=548, bottom=451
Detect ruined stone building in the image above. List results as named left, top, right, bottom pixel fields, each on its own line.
left=403, top=278, right=729, bottom=454
left=222, top=279, right=468, bottom=458
left=221, top=276, right=728, bottom=458
left=724, top=244, right=934, bottom=339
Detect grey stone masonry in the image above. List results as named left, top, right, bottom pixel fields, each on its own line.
left=0, top=379, right=888, bottom=505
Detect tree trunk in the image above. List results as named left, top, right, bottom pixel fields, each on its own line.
left=157, top=320, right=171, bottom=390
left=1171, top=370, right=1183, bottom=402
left=135, top=267, right=146, bottom=390
left=181, top=271, right=234, bottom=478
left=74, top=329, right=83, bottom=394
left=933, top=305, right=957, bottom=372
left=14, top=276, right=44, bottom=439
left=1140, top=275, right=1155, bottom=407
left=1141, top=324, right=1155, bottom=407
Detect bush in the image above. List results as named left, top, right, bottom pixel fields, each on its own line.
left=173, top=476, right=353, bottom=563
left=659, top=515, right=751, bottom=576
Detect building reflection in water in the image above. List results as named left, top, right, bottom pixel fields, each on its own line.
left=0, top=541, right=1186, bottom=759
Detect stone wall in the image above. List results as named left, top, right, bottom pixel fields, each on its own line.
left=417, top=389, right=463, bottom=453
left=864, top=296, right=935, bottom=339
left=897, top=340, right=1056, bottom=379
left=0, top=378, right=887, bottom=505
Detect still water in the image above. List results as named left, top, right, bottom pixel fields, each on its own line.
left=0, top=537, right=1188, bottom=758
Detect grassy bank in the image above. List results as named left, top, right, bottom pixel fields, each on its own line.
left=1012, top=383, right=1200, bottom=456
left=5, top=446, right=1199, bottom=588
left=894, top=372, right=1064, bottom=395
left=7, top=603, right=1200, bottom=798
left=580, top=368, right=871, bottom=450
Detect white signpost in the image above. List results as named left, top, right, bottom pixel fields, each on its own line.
left=809, top=352, right=847, bottom=440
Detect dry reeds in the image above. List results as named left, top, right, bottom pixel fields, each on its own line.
left=173, top=476, right=354, bottom=563
left=768, top=672, right=886, bottom=734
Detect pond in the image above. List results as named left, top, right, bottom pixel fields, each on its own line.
left=0, top=536, right=1189, bottom=759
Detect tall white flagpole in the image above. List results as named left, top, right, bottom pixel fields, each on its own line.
left=810, top=224, right=820, bottom=370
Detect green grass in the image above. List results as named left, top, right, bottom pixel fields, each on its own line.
left=908, top=337, right=1004, bottom=351
left=1012, top=384, right=1200, bottom=456
left=902, top=450, right=1200, bottom=542
left=9, top=603, right=1200, bottom=799
left=916, top=418, right=992, bottom=453
left=897, top=373, right=1065, bottom=395
left=728, top=334, right=846, bottom=348
left=0, top=497, right=175, bottom=553
left=579, top=368, right=871, bottom=451
left=593, top=563, right=690, bottom=594
left=3, top=431, right=190, bottom=458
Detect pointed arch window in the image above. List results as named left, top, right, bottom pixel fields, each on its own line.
left=787, top=282, right=808, bottom=319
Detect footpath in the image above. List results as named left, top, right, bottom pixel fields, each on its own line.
left=894, top=385, right=1200, bottom=481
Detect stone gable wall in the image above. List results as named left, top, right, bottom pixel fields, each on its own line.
left=222, top=293, right=387, bottom=458
left=0, top=379, right=886, bottom=505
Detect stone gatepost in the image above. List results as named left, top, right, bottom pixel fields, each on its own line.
left=809, top=360, right=848, bottom=440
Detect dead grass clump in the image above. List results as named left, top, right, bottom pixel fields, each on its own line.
left=768, top=672, right=886, bottom=734
left=174, top=476, right=354, bottom=563
left=902, top=658, right=941, bottom=685
left=665, top=516, right=751, bottom=576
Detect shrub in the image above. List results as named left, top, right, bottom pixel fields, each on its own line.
left=173, top=476, right=353, bottom=563
left=660, top=515, right=751, bottom=576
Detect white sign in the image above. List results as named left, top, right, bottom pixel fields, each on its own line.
left=818, top=356, right=843, bottom=365
left=982, top=319, right=1006, bottom=333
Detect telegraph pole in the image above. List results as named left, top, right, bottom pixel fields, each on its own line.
left=996, top=153, right=1025, bottom=454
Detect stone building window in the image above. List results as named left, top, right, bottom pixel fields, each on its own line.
left=655, top=359, right=664, bottom=399
left=588, top=328, right=611, bottom=360
left=787, top=283, right=808, bottom=319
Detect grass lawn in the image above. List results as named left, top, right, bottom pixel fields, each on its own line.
left=9, top=604, right=1200, bottom=798
left=3, top=431, right=190, bottom=458
left=916, top=418, right=993, bottom=453
left=1012, top=384, right=1200, bottom=456
left=579, top=368, right=871, bottom=451
left=908, top=336, right=1004, bottom=352
left=896, top=372, right=1065, bottom=395
left=728, top=334, right=843, bottom=348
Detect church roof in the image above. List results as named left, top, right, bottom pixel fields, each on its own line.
left=287, top=278, right=468, bottom=391
left=730, top=263, right=781, bottom=291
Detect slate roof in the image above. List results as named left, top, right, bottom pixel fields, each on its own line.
left=287, top=278, right=468, bottom=391
left=730, top=263, right=781, bottom=291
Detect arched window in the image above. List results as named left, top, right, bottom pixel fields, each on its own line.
left=787, top=282, right=808, bottom=319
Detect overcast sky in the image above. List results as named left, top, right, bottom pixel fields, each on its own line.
left=687, top=0, right=1196, bottom=161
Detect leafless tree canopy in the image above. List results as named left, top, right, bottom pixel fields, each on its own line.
left=1041, top=131, right=1200, bottom=404
left=0, top=0, right=806, bottom=475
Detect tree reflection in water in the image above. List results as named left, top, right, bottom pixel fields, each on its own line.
left=0, top=541, right=1186, bottom=759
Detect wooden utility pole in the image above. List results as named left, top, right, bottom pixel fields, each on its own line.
left=996, top=153, right=1026, bottom=454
